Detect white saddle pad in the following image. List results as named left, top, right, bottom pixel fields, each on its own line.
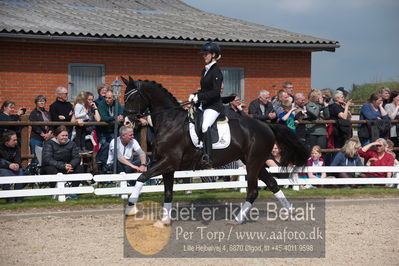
left=189, top=122, right=231, bottom=149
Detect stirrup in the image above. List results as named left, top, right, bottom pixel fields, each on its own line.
left=200, top=154, right=213, bottom=168
left=201, top=154, right=211, bottom=163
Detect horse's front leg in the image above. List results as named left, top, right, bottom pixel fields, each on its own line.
left=125, top=158, right=172, bottom=216
left=156, top=171, right=174, bottom=226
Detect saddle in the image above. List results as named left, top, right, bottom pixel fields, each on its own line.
left=188, top=105, right=230, bottom=149
left=192, top=108, right=225, bottom=144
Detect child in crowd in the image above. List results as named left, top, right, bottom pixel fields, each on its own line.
left=299, top=145, right=326, bottom=188
left=73, top=91, right=90, bottom=153
left=307, top=145, right=327, bottom=179
left=278, top=100, right=296, bottom=132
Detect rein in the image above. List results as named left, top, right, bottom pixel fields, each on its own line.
left=129, top=101, right=193, bottom=119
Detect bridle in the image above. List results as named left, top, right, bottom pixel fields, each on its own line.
left=124, top=80, right=146, bottom=120
left=123, top=79, right=192, bottom=120
left=124, top=80, right=143, bottom=103
left=124, top=89, right=138, bottom=103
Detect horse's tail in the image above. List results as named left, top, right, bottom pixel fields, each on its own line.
left=269, top=124, right=309, bottom=167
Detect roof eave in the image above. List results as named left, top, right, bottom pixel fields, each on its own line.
left=0, top=32, right=339, bottom=52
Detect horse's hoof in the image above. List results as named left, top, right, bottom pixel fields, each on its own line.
left=125, top=205, right=139, bottom=216
left=226, top=220, right=240, bottom=226
left=160, top=216, right=171, bottom=225
left=153, top=220, right=171, bottom=228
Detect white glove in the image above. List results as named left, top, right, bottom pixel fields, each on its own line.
left=188, top=94, right=198, bottom=103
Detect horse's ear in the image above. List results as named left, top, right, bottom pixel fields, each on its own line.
left=128, top=76, right=134, bottom=84
left=121, top=76, right=128, bottom=85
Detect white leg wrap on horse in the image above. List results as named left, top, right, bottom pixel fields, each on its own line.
left=128, top=181, right=144, bottom=205
left=161, top=202, right=172, bottom=224
left=274, top=190, right=292, bottom=211
left=125, top=182, right=145, bottom=216
left=235, top=201, right=252, bottom=224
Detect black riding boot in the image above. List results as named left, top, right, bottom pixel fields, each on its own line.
left=201, top=128, right=213, bottom=167
left=192, top=130, right=204, bottom=171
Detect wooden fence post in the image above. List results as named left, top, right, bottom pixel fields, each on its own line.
left=140, top=126, right=148, bottom=152
left=20, top=115, right=30, bottom=167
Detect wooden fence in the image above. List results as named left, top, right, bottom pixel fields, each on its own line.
left=1, top=117, right=399, bottom=166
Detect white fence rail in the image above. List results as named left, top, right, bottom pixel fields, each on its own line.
left=1, top=167, right=399, bottom=202
left=0, top=173, right=94, bottom=202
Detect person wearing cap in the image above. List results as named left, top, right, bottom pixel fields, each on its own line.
left=225, top=93, right=248, bottom=119
left=336, top=87, right=349, bottom=99
left=188, top=41, right=223, bottom=166
left=29, top=95, right=52, bottom=163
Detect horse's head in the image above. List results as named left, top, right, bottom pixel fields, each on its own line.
left=122, top=76, right=150, bottom=126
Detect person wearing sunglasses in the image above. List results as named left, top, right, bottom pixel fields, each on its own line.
left=358, top=138, right=394, bottom=178
left=224, top=93, right=247, bottom=119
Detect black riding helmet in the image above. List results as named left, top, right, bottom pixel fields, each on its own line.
left=200, top=42, right=221, bottom=59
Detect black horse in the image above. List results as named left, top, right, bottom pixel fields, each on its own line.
left=122, top=76, right=308, bottom=224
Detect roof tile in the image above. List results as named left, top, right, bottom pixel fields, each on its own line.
left=0, top=0, right=338, bottom=47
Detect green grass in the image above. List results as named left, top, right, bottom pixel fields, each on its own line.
left=1, top=186, right=398, bottom=211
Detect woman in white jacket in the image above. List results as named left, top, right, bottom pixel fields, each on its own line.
left=73, top=91, right=90, bottom=152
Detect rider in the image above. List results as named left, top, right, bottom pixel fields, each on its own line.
left=188, top=41, right=224, bottom=166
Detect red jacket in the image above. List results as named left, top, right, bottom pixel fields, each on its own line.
left=357, top=148, right=394, bottom=177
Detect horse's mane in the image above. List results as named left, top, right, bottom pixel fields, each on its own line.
left=125, top=79, right=180, bottom=107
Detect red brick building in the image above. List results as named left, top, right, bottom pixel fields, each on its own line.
left=0, top=0, right=338, bottom=111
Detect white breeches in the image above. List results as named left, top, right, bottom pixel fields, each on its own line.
left=202, top=108, right=220, bottom=132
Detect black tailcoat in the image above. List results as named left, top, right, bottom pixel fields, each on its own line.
left=198, top=63, right=223, bottom=112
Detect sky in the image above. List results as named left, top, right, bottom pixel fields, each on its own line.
left=183, top=0, right=399, bottom=92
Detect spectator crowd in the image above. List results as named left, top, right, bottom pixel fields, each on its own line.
left=0, top=82, right=397, bottom=202
left=0, top=84, right=150, bottom=202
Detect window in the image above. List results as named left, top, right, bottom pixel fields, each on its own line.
left=68, top=63, right=105, bottom=101
left=220, top=67, right=244, bottom=98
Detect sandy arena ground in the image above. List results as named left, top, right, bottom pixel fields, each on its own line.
left=0, top=197, right=398, bottom=266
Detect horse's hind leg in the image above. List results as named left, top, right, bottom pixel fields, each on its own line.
left=160, top=171, right=174, bottom=225
left=258, top=167, right=292, bottom=211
